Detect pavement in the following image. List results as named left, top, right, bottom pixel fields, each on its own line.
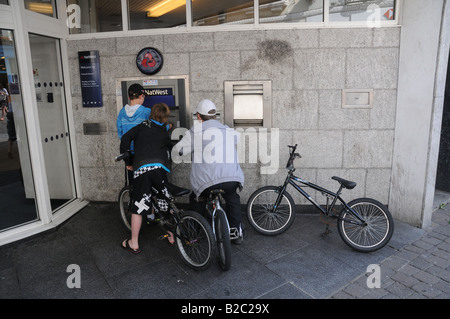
left=0, top=191, right=449, bottom=302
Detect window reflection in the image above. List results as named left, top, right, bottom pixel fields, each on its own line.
left=193, top=0, right=254, bottom=26
left=128, top=0, right=187, bottom=30
left=64, top=1, right=398, bottom=34
left=0, top=30, right=39, bottom=232
left=259, top=0, right=323, bottom=23
left=329, top=0, right=395, bottom=22
left=67, top=0, right=122, bottom=34
left=25, top=0, right=57, bottom=18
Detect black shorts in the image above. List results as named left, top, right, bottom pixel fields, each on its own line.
left=131, top=166, right=171, bottom=215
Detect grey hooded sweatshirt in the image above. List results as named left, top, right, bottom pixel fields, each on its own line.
left=175, top=119, right=244, bottom=197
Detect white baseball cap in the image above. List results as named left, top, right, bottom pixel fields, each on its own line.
left=195, top=99, right=217, bottom=116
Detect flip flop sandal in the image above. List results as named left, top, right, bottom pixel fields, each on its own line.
left=159, top=233, right=175, bottom=245
left=121, top=239, right=141, bottom=254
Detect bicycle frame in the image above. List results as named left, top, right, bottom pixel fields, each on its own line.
left=153, top=198, right=199, bottom=245
left=277, top=170, right=367, bottom=227
left=208, top=197, right=229, bottom=236
left=207, top=194, right=241, bottom=240
left=116, top=151, right=210, bottom=249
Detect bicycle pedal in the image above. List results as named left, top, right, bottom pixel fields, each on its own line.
left=158, top=234, right=170, bottom=240
left=321, top=228, right=332, bottom=238
left=229, top=227, right=239, bottom=240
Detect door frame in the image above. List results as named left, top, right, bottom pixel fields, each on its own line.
left=0, top=1, right=87, bottom=246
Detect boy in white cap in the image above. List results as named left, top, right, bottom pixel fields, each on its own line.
left=175, top=99, right=245, bottom=244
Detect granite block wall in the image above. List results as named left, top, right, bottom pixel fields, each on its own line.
left=67, top=27, right=400, bottom=207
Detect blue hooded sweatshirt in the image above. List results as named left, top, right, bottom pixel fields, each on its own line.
left=117, top=104, right=151, bottom=150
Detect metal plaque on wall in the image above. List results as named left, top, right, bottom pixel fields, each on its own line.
left=78, top=50, right=103, bottom=107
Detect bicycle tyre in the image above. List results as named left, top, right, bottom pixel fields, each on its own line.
left=215, top=209, right=232, bottom=271
left=337, top=198, right=394, bottom=253
left=175, top=210, right=216, bottom=271
left=118, top=185, right=133, bottom=231
left=246, top=186, right=296, bottom=235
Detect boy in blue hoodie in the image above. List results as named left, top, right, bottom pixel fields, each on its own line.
left=117, top=84, right=151, bottom=183
left=117, top=83, right=151, bottom=142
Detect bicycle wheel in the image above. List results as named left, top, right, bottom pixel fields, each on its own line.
left=215, top=209, right=232, bottom=271
left=337, top=198, right=394, bottom=253
left=175, top=210, right=216, bottom=271
left=246, top=186, right=296, bottom=235
left=118, top=186, right=132, bottom=231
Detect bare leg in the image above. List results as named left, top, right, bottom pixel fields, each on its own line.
left=130, top=213, right=142, bottom=249
left=167, top=231, right=174, bottom=244
left=122, top=214, right=142, bottom=251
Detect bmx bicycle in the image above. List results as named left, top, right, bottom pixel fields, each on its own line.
left=246, top=144, right=394, bottom=253
left=116, top=151, right=216, bottom=270
left=203, top=189, right=237, bottom=271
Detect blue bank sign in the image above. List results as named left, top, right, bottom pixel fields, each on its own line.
left=78, top=50, right=103, bottom=107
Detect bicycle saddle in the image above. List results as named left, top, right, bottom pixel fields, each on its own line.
left=206, top=189, right=224, bottom=200
left=332, top=176, right=357, bottom=189
left=166, top=182, right=190, bottom=197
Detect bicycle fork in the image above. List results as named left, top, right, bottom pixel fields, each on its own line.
left=272, top=173, right=292, bottom=212
left=211, top=199, right=239, bottom=240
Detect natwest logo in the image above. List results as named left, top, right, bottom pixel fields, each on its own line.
left=80, top=54, right=97, bottom=60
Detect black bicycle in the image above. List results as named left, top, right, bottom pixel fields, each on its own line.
left=204, top=189, right=234, bottom=271
left=246, top=144, right=394, bottom=253
left=116, top=151, right=216, bottom=270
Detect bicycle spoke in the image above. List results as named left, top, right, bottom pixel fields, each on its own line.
left=247, top=186, right=296, bottom=235
left=341, top=202, right=390, bottom=249
left=177, top=215, right=211, bottom=267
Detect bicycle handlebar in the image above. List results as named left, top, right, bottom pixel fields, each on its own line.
left=115, top=151, right=131, bottom=162
left=287, top=144, right=301, bottom=158
left=286, top=144, right=301, bottom=170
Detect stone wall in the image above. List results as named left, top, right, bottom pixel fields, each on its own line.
left=67, top=27, right=400, bottom=207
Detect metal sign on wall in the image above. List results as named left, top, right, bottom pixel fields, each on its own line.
left=78, top=50, right=103, bottom=107
left=136, top=47, right=163, bottom=75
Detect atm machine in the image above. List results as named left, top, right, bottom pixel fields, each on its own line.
left=116, top=75, right=190, bottom=139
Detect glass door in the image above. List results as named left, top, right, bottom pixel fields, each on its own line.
left=0, top=29, right=39, bottom=231
left=29, top=34, right=76, bottom=211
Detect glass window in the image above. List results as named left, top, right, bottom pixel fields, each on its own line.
left=0, top=0, right=9, bottom=5
left=128, top=0, right=187, bottom=30
left=193, top=0, right=254, bottom=26
left=260, top=0, right=323, bottom=24
left=67, top=0, right=122, bottom=34
left=329, top=0, right=395, bottom=23
left=25, top=0, right=57, bottom=18
left=0, top=30, right=39, bottom=232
